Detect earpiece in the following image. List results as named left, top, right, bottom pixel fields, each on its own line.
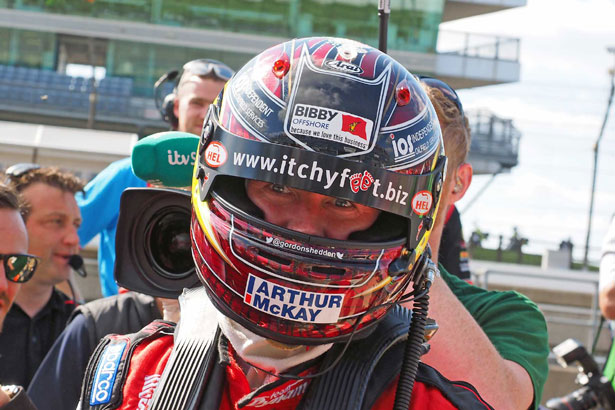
left=453, top=176, right=463, bottom=194
left=154, top=69, right=180, bottom=129
left=160, top=93, right=178, bottom=128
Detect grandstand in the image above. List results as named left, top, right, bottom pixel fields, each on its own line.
left=0, top=1, right=525, bottom=175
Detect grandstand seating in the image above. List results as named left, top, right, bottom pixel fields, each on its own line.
left=0, top=64, right=133, bottom=116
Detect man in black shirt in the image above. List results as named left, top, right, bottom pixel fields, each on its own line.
left=0, top=166, right=84, bottom=389
left=0, top=183, right=38, bottom=409
left=439, top=204, right=471, bottom=281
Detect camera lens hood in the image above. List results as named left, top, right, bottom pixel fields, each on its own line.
left=115, top=187, right=200, bottom=298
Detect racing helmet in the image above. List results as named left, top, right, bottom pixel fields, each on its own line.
left=191, top=37, right=446, bottom=345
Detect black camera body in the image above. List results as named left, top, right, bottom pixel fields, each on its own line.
left=546, top=338, right=615, bottom=410
left=114, top=187, right=200, bottom=298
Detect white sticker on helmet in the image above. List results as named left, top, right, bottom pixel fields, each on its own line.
left=289, top=103, right=374, bottom=151
left=204, top=141, right=228, bottom=168
left=411, top=190, right=432, bottom=216
left=244, top=274, right=344, bottom=323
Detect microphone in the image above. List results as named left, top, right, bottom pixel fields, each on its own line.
left=68, top=255, right=87, bottom=278
left=132, top=131, right=200, bottom=188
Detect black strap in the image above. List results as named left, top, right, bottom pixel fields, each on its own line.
left=197, top=334, right=229, bottom=410
left=299, top=306, right=412, bottom=410
left=414, top=364, right=495, bottom=410
left=299, top=305, right=493, bottom=410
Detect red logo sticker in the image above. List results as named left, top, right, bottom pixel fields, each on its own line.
left=204, top=142, right=227, bottom=168
left=341, top=114, right=368, bottom=141
left=411, top=191, right=432, bottom=215
left=349, top=170, right=374, bottom=193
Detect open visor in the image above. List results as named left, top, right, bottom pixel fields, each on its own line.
left=196, top=106, right=446, bottom=220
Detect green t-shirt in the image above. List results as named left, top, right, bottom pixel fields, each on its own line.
left=442, top=266, right=550, bottom=409
left=604, top=336, right=615, bottom=390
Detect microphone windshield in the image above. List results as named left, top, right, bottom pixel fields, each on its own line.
left=68, top=255, right=87, bottom=277
left=132, top=131, right=199, bottom=188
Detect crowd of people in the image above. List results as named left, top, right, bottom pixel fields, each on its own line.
left=0, top=35, right=608, bottom=409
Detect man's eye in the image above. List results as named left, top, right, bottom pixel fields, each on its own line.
left=271, top=184, right=290, bottom=194
left=334, top=198, right=352, bottom=208
left=47, top=218, right=63, bottom=227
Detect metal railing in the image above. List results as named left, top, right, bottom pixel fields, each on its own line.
left=471, top=267, right=605, bottom=350
left=467, top=109, right=521, bottom=170
left=437, top=30, right=520, bottom=62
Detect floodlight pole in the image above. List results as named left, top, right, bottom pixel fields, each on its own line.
left=582, top=47, right=615, bottom=269
left=86, top=37, right=98, bottom=129
left=378, top=0, right=390, bottom=53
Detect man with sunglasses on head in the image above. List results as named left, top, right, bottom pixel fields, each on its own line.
left=0, top=166, right=83, bottom=391
left=414, top=77, right=549, bottom=410
left=77, top=58, right=234, bottom=298
left=418, top=77, right=471, bottom=283
left=0, top=183, right=38, bottom=410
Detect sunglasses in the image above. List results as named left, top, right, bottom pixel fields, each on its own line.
left=417, top=75, right=464, bottom=120
left=4, top=163, right=40, bottom=183
left=1, top=253, right=39, bottom=283
left=182, top=59, right=235, bottom=82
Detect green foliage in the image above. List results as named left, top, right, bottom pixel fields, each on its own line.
left=470, top=247, right=542, bottom=266
left=469, top=247, right=599, bottom=271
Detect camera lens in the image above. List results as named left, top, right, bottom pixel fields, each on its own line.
left=147, top=208, right=193, bottom=278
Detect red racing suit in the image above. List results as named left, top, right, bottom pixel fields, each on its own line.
left=79, top=318, right=493, bottom=410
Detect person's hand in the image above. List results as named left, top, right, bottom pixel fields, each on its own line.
left=0, top=386, right=12, bottom=406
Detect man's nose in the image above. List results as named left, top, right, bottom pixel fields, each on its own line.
left=64, top=226, right=80, bottom=248
left=284, top=206, right=326, bottom=237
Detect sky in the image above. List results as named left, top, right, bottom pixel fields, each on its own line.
left=438, top=0, right=615, bottom=265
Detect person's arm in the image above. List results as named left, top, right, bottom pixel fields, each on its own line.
left=27, top=314, right=95, bottom=410
left=421, top=278, right=535, bottom=410
left=599, top=217, right=615, bottom=319
left=600, top=280, right=615, bottom=319
left=77, top=158, right=146, bottom=246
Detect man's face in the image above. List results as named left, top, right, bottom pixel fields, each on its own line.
left=246, top=180, right=380, bottom=240
left=21, top=183, right=81, bottom=286
left=173, top=76, right=226, bottom=136
left=0, top=208, right=28, bottom=331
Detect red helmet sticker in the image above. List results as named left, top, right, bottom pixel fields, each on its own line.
left=204, top=142, right=228, bottom=168
left=341, top=114, right=368, bottom=140
left=349, top=170, right=374, bottom=193
left=411, top=190, right=432, bottom=216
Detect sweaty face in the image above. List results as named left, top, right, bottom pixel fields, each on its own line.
left=246, top=180, right=380, bottom=240
left=0, top=209, right=28, bottom=331
left=174, top=77, right=226, bottom=136
left=21, top=183, right=81, bottom=286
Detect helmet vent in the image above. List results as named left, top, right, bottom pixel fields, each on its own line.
left=311, top=266, right=346, bottom=276
left=257, top=249, right=292, bottom=266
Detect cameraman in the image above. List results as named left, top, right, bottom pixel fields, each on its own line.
left=77, top=59, right=233, bottom=297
